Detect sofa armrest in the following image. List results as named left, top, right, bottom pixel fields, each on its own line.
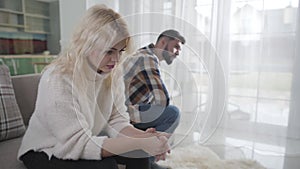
left=11, top=74, right=41, bottom=126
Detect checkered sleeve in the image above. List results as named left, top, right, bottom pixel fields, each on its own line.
left=126, top=54, right=170, bottom=123
left=137, top=56, right=170, bottom=106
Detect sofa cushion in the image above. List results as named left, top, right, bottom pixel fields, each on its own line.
left=12, top=74, right=41, bottom=125
left=0, top=65, right=25, bottom=141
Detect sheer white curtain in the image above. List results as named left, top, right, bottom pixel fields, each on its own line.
left=88, top=0, right=300, bottom=167
left=114, top=0, right=299, bottom=139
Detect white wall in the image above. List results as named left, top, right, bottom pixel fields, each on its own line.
left=86, top=0, right=118, bottom=10
left=59, top=0, right=120, bottom=51
left=47, top=1, right=60, bottom=54
left=59, top=0, right=86, bottom=50
left=287, top=3, right=300, bottom=139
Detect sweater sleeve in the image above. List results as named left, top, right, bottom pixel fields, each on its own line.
left=105, top=67, right=132, bottom=138
left=140, top=56, right=170, bottom=106
left=40, top=73, right=106, bottom=160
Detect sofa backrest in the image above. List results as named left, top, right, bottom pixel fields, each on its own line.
left=11, top=74, right=41, bottom=126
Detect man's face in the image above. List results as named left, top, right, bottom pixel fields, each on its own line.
left=162, top=39, right=182, bottom=65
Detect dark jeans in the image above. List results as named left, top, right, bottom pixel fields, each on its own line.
left=134, top=104, right=180, bottom=133
left=20, top=150, right=150, bottom=169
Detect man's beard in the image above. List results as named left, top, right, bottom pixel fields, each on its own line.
left=162, top=46, right=173, bottom=65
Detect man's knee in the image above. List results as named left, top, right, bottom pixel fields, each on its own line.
left=165, top=105, right=180, bottom=121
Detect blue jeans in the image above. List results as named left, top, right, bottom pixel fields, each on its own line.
left=133, top=104, right=180, bottom=133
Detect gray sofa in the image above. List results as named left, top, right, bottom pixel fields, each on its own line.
left=0, top=74, right=41, bottom=169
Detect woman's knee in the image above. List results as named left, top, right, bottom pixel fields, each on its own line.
left=95, top=158, right=119, bottom=169
left=127, top=157, right=150, bottom=169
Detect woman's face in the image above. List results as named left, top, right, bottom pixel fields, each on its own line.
left=89, top=39, right=127, bottom=73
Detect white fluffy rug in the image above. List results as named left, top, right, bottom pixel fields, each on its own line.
left=157, top=144, right=266, bottom=169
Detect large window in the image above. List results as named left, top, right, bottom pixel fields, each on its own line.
left=228, top=0, right=298, bottom=127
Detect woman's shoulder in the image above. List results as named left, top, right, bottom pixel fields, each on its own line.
left=37, top=66, right=75, bottom=100
left=41, top=65, right=73, bottom=86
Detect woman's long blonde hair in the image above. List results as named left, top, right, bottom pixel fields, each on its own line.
left=46, top=4, right=134, bottom=92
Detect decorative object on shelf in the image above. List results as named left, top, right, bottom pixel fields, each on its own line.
left=0, top=0, right=51, bottom=34
left=0, top=32, right=47, bottom=55
left=0, top=54, right=55, bottom=75
left=0, top=0, right=61, bottom=55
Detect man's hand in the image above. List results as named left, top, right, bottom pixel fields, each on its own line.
left=145, top=128, right=171, bottom=139
left=145, top=128, right=171, bottom=161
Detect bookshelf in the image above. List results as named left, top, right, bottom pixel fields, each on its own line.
left=0, top=0, right=53, bottom=34
left=0, top=0, right=60, bottom=55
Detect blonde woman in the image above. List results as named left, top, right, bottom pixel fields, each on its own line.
left=18, top=5, right=169, bottom=169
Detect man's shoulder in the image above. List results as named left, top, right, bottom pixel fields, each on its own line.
left=124, top=51, right=157, bottom=66
left=134, top=48, right=155, bottom=58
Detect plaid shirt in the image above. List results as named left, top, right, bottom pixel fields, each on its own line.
left=123, top=44, right=170, bottom=123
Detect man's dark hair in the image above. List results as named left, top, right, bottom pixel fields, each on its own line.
left=156, top=29, right=186, bottom=44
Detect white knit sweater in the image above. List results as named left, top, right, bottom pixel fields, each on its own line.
left=18, top=65, right=131, bottom=160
